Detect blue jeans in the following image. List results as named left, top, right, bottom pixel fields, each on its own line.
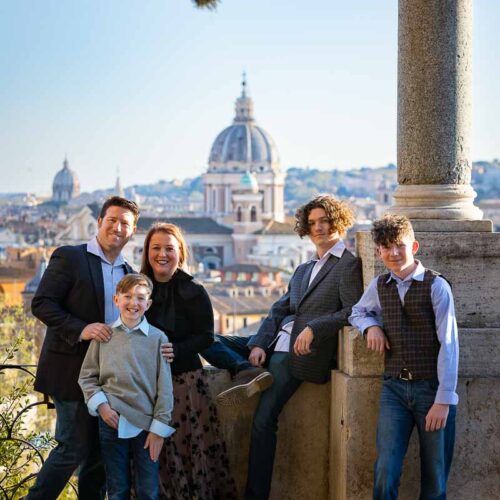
left=98, top=418, right=160, bottom=500
left=201, top=334, right=252, bottom=375
left=245, top=352, right=302, bottom=500
left=373, top=377, right=456, bottom=500
left=27, top=398, right=105, bottom=500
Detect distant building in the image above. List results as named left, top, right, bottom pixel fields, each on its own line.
left=52, top=157, right=80, bottom=203
left=203, top=74, right=285, bottom=223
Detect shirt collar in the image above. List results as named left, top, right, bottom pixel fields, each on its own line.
left=111, top=316, right=150, bottom=335
left=87, top=236, right=125, bottom=266
left=386, top=260, right=425, bottom=284
left=312, top=239, right=346, bottom=262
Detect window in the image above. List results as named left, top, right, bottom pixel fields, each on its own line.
left=243, top=318, right=248, bottom=327
left=250, top=206, right=257, bottom=222
left=237, top=206, right=242, bottom=222
left=226, top=318, right=230, bottom=328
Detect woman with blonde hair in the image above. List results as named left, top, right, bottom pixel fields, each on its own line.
left=141, top=222, right=236, bottom=499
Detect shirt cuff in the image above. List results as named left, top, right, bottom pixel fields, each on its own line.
left=87, top=391, right=109, bottom=416
left=434, top=389, right=459, bottom=405
left=149, top=419, right=176, bottom=438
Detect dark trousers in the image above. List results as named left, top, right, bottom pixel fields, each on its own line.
left=245, top=352, right=302, bottom=500
left=373, top=377, right=456, bottom=500
left=98, top=419, right=159, bottom=500
left=201, top=334, right=252, bottom=375
left=27, top=397, right=106, bottom=500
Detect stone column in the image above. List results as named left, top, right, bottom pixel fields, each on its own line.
left=392, top=0, right=484, bottom=223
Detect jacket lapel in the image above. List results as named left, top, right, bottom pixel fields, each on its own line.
left=299, top=254, right=339, bottom=306
left=86, top=251, right=105, bottom=322
left=299, top=261, right=314, bottom=300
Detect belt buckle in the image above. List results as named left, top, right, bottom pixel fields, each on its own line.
left=399, top=368, right=413, bottom=381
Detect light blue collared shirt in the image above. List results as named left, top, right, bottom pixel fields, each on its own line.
left=349, top=261, right=459, bottom=405
left=87, top=316, right=175, bottom=439
left=86, top=237, right=127, bottom=324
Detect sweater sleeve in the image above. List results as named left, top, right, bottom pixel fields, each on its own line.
left=78, top=339, right=102, bottom=403
left=152, top=334, right=174, bottom=429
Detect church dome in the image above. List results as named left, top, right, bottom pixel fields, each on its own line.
left=52, top=158, right=80, bottom=202
left=239, top=171, right=259, bottom=194
left=208, top=75, right=280, bottom=172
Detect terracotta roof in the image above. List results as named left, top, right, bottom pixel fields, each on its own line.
left=222, top=263, right=282, bottom=274
left=253, top=219, right=295, bottom=235
left=209, top=293, right=276, bottom=315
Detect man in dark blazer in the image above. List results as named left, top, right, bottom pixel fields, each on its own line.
left=27, top=196, right=139, bottom=500
left=216, top=195, right=363, bottom=500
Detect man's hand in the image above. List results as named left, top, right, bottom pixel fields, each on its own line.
left=98, top=403, right=119, bottom=429
left=161, top=342, right=175, bottom=363
left=425, top=403, right=449, bottom=432
left=293, top=326, right=314, bottom=356
left=81, top=323, right=112, bottom=343
left=366, top=326, right=390, bottom=353
left=249, top=346, right=266, bottom=367
left=145, top=432, right=164, bottom=462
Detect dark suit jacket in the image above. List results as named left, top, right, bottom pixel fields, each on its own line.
left=248, top=250, right=363, bottom=384
left=32, top=244, right=133, bottom=400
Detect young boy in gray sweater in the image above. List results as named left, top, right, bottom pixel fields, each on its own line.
left=79, top=273, right=174, bottom=499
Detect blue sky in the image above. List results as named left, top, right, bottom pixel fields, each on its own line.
left=0, top=1, right=498, bottom=194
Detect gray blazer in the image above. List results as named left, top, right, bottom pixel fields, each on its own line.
left=248, top=250, right=363, bottom=384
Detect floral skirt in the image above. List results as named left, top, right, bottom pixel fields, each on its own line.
left=159, top=369, right=237, bottom=500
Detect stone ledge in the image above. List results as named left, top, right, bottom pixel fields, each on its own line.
left=410, top=219, right=493, bottom=232
left=339, top=327, right=500, bottom=378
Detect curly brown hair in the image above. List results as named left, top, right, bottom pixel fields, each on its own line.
left=294, top=195, right=356, bottom=238
left=371, top=214, right=415, bottom=247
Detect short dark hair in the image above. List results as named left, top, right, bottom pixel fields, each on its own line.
left=99, top=196, right=140, bottom=224
left=115, top=273, right=153, bottom=297
left=371, top=214, right=415, bottom=247
left=294, top=195, right=356, bottom=238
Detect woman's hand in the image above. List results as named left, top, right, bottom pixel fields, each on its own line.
left=145, top=432, right=165, bottom=462
left=161, top=342, right=175, bottom=363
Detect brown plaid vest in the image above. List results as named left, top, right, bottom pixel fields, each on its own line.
left=377, top=269, right=441, bottom=379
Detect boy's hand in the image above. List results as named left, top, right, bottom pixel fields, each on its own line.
left=161, top=342, right=175, bottom=363
left=98, top=403, right=119, bottom=429
left=293, top=326, right=314, bottom=355
left=249, top=346, right=266, bottom=367
left=425, top=403, right=449, bottom=432
left=145, top=432, right=164, bottom=462
left=366, top=326, right=390, bottom=353
left=81, top=323, right=112, bottom=342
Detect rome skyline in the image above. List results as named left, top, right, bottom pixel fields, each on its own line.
left=1, top=0, right=499, bottom=195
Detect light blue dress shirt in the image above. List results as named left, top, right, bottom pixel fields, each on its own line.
left=349, top=261, right=459, bottom=405
left=86, top=237, right=126, bottom=324
left=87, top=316, right=175, bottom=439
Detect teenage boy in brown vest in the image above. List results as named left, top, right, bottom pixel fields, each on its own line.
left=349, top=214, right=458, bottom=500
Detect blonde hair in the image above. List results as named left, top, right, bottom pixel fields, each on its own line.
left=116, top=273, right=153, bottom=297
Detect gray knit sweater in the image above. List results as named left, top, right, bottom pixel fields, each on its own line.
left=78, top=321, right=173, bottom=431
